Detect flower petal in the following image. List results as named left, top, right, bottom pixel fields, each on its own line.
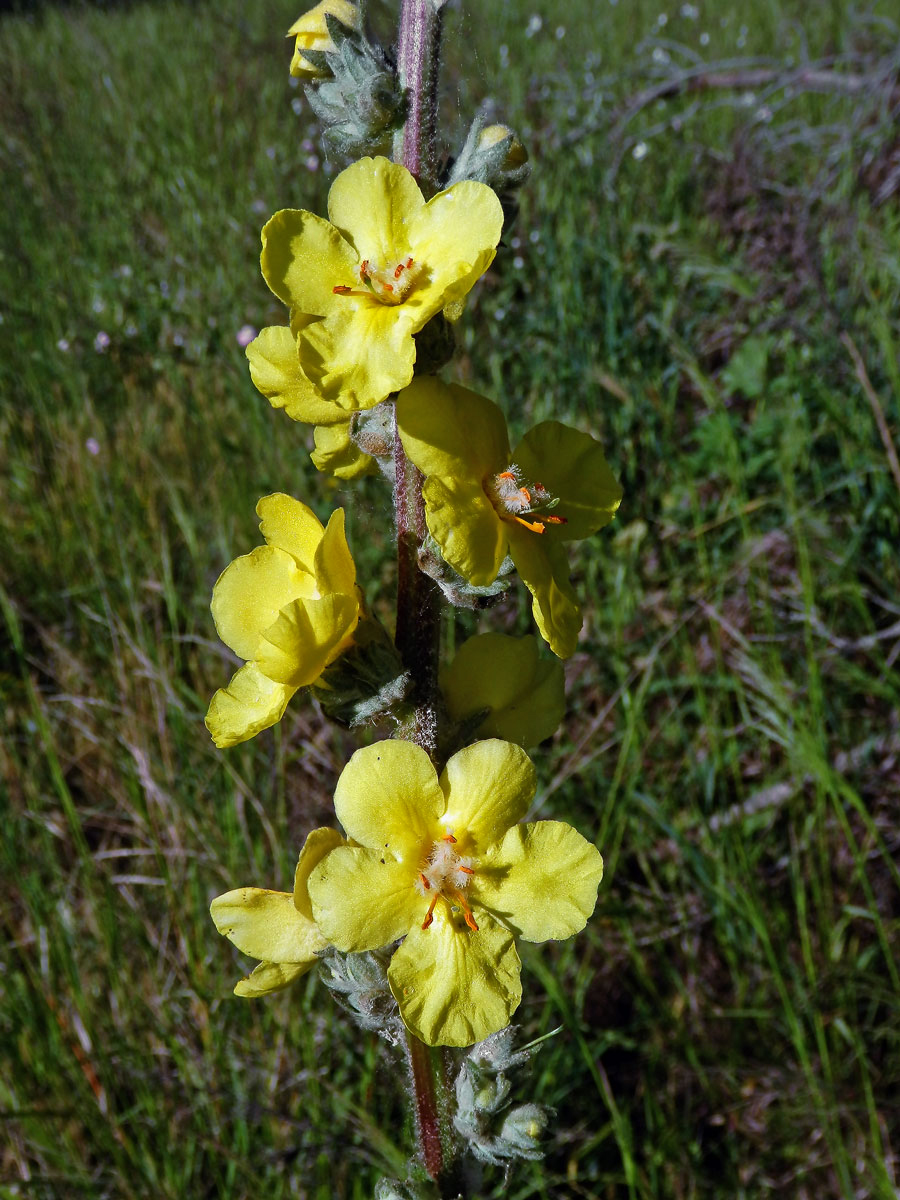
left=205, top=664, right=296, bottom=748
left=246, top=325, right=349, bottom=426
left=331, top=740, right=444, bottom=857
left=507, top=528, right=582, bottom=659
left=293, top=826, right=346, bottom=921
left=210, top=887, right=325, bottom=962
left=439, top=740, right=535, bottom=853
left=442, top=633, right=565, bottom=748
left=422, top=475, right=508, bottom=587
left=475, top=821, right=604, bottom=943
left=261, top=208, right=356, bottom=314
left=234, top=960, right=314, bottom=997
left=388, top=909, right=521, bottom=1047
left=407, top=180, right=503, bottom=313
left=210, top=544, right=315, bottom=660
left=326, top=156, right=424, bottom=263
left=299, top=304, right=417, bottom=409
left=308, top=845, right=421, bottom=951
left=256, top=493, right=325, bottom=575
left=396, top=377, right=510, bottom=483
left=314, top=508, right=357, bottom=596
left=513, top=421, right=623, bottom=542
left=311, top=422, right=374, bottom=479
left=254, top=592, right=359, bottom=687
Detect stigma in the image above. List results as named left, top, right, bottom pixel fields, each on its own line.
left=487, top=464, right=568, bottom=534
left=332, top=256, right=421, bottom=306
left=415, top=832, right=478, bottom=932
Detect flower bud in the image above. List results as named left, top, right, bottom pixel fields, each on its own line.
left=478, top=124, right=529, bottom=170
left=498, top=1103, right=552, bottom=1159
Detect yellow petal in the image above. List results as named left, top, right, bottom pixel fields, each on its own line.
left=422, top=476, right=508, bottom=587
left=205, top=662, right=296, bottom=744
left=234, top=960, right=314, bottom=997
left=308, top=845, right=422, bottom=951
left=256, top=493, right=324, bottom=576
left=311, top=422, right=375, bottom=479
left=210, top=887, right=325, bottom=962
left=388, top=909, right=521, bottom=1047
left=442, top=633, right=565, bottom=747
left=261, top=208, right=356, bottom=314
left=475, top=821, right=603, bottom=943
left=513, top=421, right=623, bottom=542
left=506, top=529, right=582, bottom=659
left=299, top=303, right=417, bottom=410
left=407, top=180, right=503, bottom=314
left=332, top=740, right=444, bottom=858
left=293, top=826, right=346, bottom=921
left=326, top=156, right=425, bottom=263
left=246, top=325, right=349, bottom=426
left=254, top=592, right=359, bottom=687
left=288, top=0, right=360, bottom=79
left=439, top=740, right=535, bottom=853
left=205, top=663, right=296, bottom=748
left=314, top=508, right=357, bottom=596
left=211, top=544, right=314, bottom=660
left=396, top=377, right=510, bottom=482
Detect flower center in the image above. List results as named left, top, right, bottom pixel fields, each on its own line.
left=414, top=832, right=478, bottom=932
left=332, top=256, right=421, bottom=306
left=486, top=464, right=568, bottom=534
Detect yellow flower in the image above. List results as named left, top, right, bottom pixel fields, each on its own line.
left=259, top=156, right=504, bottom=412
left=307, top=739, right=604, bottom=1046
left=246, top=325, right=374, bottom=479
left=288, top=0, right=361, bottom=79
left=206, top=493, right=360, bottom=748
left=211, top=827, right=344, bottom=996
left=396, top=378, right=623, bottom=658
left=441, top=633, right=564, bottom=747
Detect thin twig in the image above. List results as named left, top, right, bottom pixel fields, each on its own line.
left=841, top=331, right=900, bottom=499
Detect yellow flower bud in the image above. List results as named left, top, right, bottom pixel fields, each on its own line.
left=287, top=0, right=361, bottom=79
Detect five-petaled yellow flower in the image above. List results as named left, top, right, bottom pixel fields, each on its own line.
left=288, top=0, right=361, bottom=79
left=396, top=378, right=623, bottom=658
left=257, top=156, right=504, bottom=413
left=206, top=493, right=360, bottom=748
left=211, top=827, right=344, bottom=996
left=307, top=739, right=604, bottom=1047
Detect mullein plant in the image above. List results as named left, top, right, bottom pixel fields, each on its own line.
left=206, top=1, right=622, bottom=1193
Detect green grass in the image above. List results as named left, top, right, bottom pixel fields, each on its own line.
left=2, top=0, right=900, bottom=1196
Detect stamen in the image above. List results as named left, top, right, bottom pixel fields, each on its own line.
left=419, top=872, right=432, bottom=890
left=455, top=891, right=479, bottom=932
left=332, top=285, right=354, bottom=295
left=442, top=833, right=457, bottom=844
left=421, top=894, right=439, bottom=930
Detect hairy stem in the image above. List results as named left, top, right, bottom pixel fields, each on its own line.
left=393, top=3, right=458, bottom=1195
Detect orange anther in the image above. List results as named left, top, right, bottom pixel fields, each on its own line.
left=419, top=872, right=432, bottom=890
left=442, top=833, right=457, bottom=843
left=454, top=891, right=479, bottom=931
left=458, top=865, right=475, bottom=875
left=383, top=282, right=394, bottom=293
left=519, top=487, right=531, bottom=504
left=464, top=911, right=479, bottom=932
left=544, top=514, right=568, bottom=525
left=515, top=516, right=546, bottom=534
left=332, top=285, right=353, bottom=295
left=393, top=262, right=406, bottom=279
left=359, top=259, right=369, bottom=277
left=421, top=894, right=439, bottom=930
left=498, top=471, right=517, bottom=481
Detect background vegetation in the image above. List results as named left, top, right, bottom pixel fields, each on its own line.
left=2, top=0, right=899, bottom=1195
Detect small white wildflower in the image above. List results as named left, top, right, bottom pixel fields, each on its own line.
left=632, top=141, right=649, bottom=161
left=525, top=14, right=542, bottom=37
left=236, top=324, right=257, bottom=348
left=85, top=437, right=100, bottom=456
left=93, top=331, right=110, bottom=352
